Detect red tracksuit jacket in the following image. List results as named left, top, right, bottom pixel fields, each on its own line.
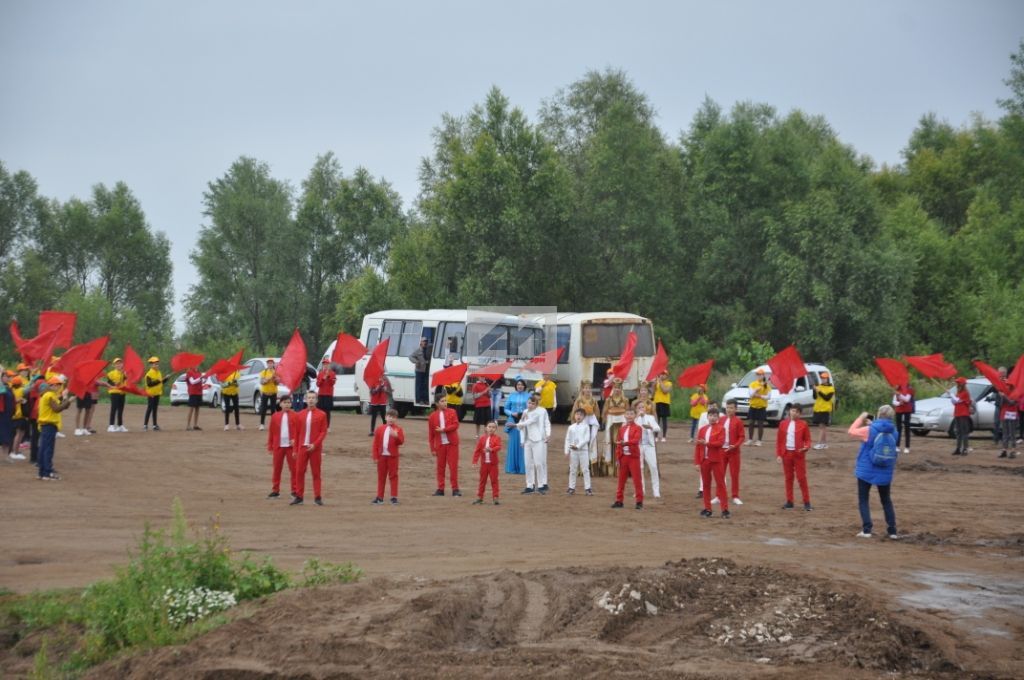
left=372, top=424, right=405, bottom=461
left=694, top=423, right=726, bottom=464
left=316, top=369, right=336, bottom=395
left=615, top=423, right=642, bottom=459
left=775, top=418, right=811, bottom=456
left=721, top=415, right=746, bottom=452
left=427, top=407, right=460, bottom=452
left=472, top=434, right=502, bottom=465
left=297, top=407, right=329, bottom=453
left=266, top=409, right=301, bottom=451
left=952, top=387, right=972, bottom=418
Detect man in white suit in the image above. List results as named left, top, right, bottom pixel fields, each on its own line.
left=517, top=395, right=551, bottom=494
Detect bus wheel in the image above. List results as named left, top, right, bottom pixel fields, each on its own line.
left=395, top=403, right=411, bottom=418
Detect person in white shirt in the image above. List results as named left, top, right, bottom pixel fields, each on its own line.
left=517, top=396, right=551, bottom=494
left=635, top=402, right=662, bottom=498
left=564, top=408, right=593, bottom=495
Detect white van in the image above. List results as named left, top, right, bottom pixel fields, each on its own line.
left=353, top=309, right=544, bottom=416
left=721, top=362, right=834, bottom=424
left=318, top=340, right=361, bottom=410
left=541, top=312, right=656, bottom=418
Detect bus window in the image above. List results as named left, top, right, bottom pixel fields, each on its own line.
left=381, top=320, right=403, bottom=356
left=556, top=325, right=570, bottom=364
left=582, top=323, right=655, bottom=358
left=366, top=328, right=379, bottom=351
left=472, top=324, right=508, bottom=358
left=435, top=322, right=465, bottom=360
left=511, top=325, right=544, bottom=359
left=398, top=321, right=424, bottom=357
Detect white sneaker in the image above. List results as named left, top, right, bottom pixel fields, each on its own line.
left=755, top=440, right=763, bottom=447
left=56, top=432, right=65, bottom=438
left=687, top=438, right=694, bottom=443
left=236, top=425, right=244, bottom=431
left=258, top=424, right=265, bottom=431
left=119, top=426, right=129, bottom=432
left=9, top=452, right=26, bottom=461
left=812, top=443, right=822, bottom=450
left=83, top=429, right=93, bottom=436
left=74, top=429, right=85, bottom=436
left=224, top=425, right=230, bottom=431
left=856, top=532, right=873, bottom=538
left=732, top=497, right=743, bottom=505
left=903, top=448, right=910, bottom=454
left=107, top=425, right=117, bottom=433
left=888, top=533, right=900, bottom=540
left=711, top=497, right=720, bottom=504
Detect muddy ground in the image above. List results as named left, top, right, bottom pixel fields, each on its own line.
left=1, top=404, right=1022, bottom=678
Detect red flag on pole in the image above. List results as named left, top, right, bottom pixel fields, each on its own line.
left=676, top=359, right=714, bottom=388
left=469, top=358, right=516, bottom=380
left=904, top=353, right=957, bottom=380
left=645, top=340, right=669, bottom=382
left=69, top=359, right=109, bottom=399
left=874, top=357, right=909, bottom=388
left=431, top=361, right=469, bottom=388
left=171, top=352, right=205, bottom=372
left=38, top=311, right=77, bottom=348
left=362, top=339, right=389, bottom=389
left=767, top=345, right=806, bottom=394
left=206, top=349, right=246, bottom=381
left=123, top=344, right=144, bottom=385
left=18, top=325, right=64, bottom=364
left=54, top=336, right=109, bottom=376
left=276, top=329, right=308, bottom=393
left=9, top=320, right=25, bottom=349
left=608, top=331, right=638, bottom=381
left=523, top=346, right=564, bottom=375
left=972, top=360, right=1011, bottom=396
left=1009, top=354, right=1024, bottom=401
left=330, top=332, right=367, bottom=367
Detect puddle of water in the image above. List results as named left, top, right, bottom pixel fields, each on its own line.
left=764, top=537, right=795, bottom=546
left=899, top=570, right=1024, bottom=628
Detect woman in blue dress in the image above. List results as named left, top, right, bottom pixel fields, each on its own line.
left=504, top=377, right=529, bottom=475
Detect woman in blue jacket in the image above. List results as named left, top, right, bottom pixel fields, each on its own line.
left=847, top=405, right=899, bottom=539
left=504, top=378, right=529, bottom=475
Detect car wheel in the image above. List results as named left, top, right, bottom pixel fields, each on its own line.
left=211, top=394, right=220, bottom=409
left=395, top=403, right=411, bottom=418
left=253, top=392, right=262, bottom=415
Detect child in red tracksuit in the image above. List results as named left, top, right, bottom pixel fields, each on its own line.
left=472, top=421, right=502, bottom=505
left=721, top=400, right=746, bottom=505
left=611, top=408, right=644, bottom=510
left=266, top=398, right=300, bottom=499
left=695, top=408, right=729, bottom=518
left=427, top=394, right=461, bottom=496
left=776, top=404, right=812, bottom=510
left=372, top=408, right=404, bottom=505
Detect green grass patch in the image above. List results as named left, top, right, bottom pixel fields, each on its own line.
left=1, top=499, right=360, bottom=676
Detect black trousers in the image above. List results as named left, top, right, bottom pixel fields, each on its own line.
left=223, top=394, right=240, bottom=425
left=144, top=396, right=160, bottom=426
left=109, top=393, right=126, bottom=426
left=317, top=396, right=333, bottom=426
left=259, top=394, right=278, bottom=424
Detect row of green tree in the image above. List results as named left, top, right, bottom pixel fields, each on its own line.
left=3, top=43, right=1022, bottom=371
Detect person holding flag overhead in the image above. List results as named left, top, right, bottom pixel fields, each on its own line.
left=315, top=358, right=336, bottom=430
left=143, top=357, right=169, bottom=431
left=103, top=358, right=128, bottom=432
left=950, top=377, right=973, bottom=456
left=185, top=360, right=206, bottom=431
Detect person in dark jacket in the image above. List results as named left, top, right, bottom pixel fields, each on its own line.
left=848, top=405, right=899, bottom=539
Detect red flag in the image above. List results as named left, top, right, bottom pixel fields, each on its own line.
left=904, top=353, right=957, bottom=380
left=645, top=340, right=669, bottom=382
left=767, top=345, right=806, bottom=394
left=1006, top=354, right=1024, bottom=401
left=54, top=336, right=110, bottom=376
left=276, top=329, right=308, bottom=393
left=362, top=339, right=390, bottom=389
left=608, top=331, right=638, bottom=381
left=18, top=325, right=64, bottom=364
left=38, top=311, right=77, bottom=348
left=69, top=359, right=109, bottom=399
left=330, top=332, right=367, bottom=367
left=121, top=383, right=148, bottom=397
left=431, top=361, right=469, bottom=388
left=123, top=344, right=144, bottom=385
left=171, top=352, right=205, bottom=372
left=523, top=346, right=565, bottom=375
left=469, top=358, right=516, bottom=380
left=972, top=360, right=1011, bottom=396
left=9, top=320, right=24, bottom=348
left=874, top=358, right=909, bottom=389
left=676, top=359, right=715, bottom=388
left=206, top=349, right=246, bottom=381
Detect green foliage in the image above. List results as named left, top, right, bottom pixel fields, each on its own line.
left=299, top=558, right=363, bottom=587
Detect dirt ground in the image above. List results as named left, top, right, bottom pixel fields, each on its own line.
left=1, top=404, right=1022, bottom=678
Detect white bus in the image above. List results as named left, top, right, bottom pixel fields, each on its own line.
left=539, top=312, right=656, bottom=419
left=353, top=309, right=545, bottom=416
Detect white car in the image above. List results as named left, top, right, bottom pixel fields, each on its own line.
left=237, top=357, right=317, bottom=414
left=318, top=340, right=360, bottom=410
left=721, top=362, right=834, bottom=424
left=169, top=373, right=222, bottom=408
left=910, top=377, right=998, bottom=438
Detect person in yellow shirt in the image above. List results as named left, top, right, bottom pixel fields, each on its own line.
left=812, top=371, right=836, bottom=450
left=632, top=381, right=655, bottom=420
left=443, top=381, right=465, bottom=421
left=10, top=375, right=29, bottom=459
left=258, top=359, right=279, bottom=431
left=688, top=384, right=709, bottom=442
left=748, top=368, right=772, bottom=446
left=102, top=357, right=128, bottom=432
left=37, top=375, right=73, bottom=480
left=534, top=375, right=557, bottom=420
left=143, top=357, right=170, bottom=432
left=221, top=368, right=242, bottom=431
left=653, top=371, right=673, bottom=442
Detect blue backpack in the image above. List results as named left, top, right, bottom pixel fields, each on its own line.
left=869, top=427, right=898, bottom=467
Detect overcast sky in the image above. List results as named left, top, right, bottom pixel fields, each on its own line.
left=2, top=0, right=1021, bottom=331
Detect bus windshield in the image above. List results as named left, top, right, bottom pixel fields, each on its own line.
left=581, top=323, right=654, bottom=358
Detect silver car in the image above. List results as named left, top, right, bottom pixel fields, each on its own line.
left=910, top=377, right=998, bottom=438
left=237, top=357, right=317, bottom=414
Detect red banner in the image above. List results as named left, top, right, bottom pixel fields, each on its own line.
left=676, top=359, right=714, bottom=388
left=38, top=311, right=77, bottom=349
left=608, top=331, right=638, bottom=381
left=330, top=332, right=367, bottom=367
left=206, top=349, right=246, bottom=381
left=767, top=345, right=806, bottom=395
left=874, top=357, right=909, bottom=389
left=523, top=346, right=564, bottom=375
left=644, top=340, right=669, bottom=382
left=362, top=339, right=389, bottom=389
left=54, top=336, right=109, bottom=376
left=171, top=352, right=205, bottom=372
left=123, top=344, right=145, bottom=385
left=17, top=325, right=64, bottom=364
left=431, top=361, right=469, bottom=388
left=972, top=360, right=1010, bottom=397
left=904, top=353, right=957, bottom=380
left=276, top=329, right=308, bottom=392
left=69, top=359, right=109, bottom=399
left=469, top=358, right=516, bottom=380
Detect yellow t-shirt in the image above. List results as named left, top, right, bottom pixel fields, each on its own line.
left=12, top=386, right=25, bottom=420
left=38, top=390, right=63, bottom=430
left=443, top=382, right=463, bottom=406
left=259, top=369, right=278, bottom=395
left=689, top=392, right=708, bottom=419
left=813, top=384, right=836, bottom=413
left=749, top=379, right=771, bottom=409
left=653, top=378, right=673, bottom=405
left=221, top=371, right=240, bottom=396
left=535, top=379, right=557, bottom=409
left=144, top=368, right=164, bottom=397
left=106, top=369, right=126, bottom=395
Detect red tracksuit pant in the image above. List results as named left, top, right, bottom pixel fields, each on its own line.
left=435, top=443, right=459, bottom=491
left=725, top=449, right=741, bottom=499
left=477, top=461, right=500, bottom=499
left=615, top=454, right=643, bottom=504
left=781, top=449, right=810, bottom=504
left=272, top=446, right=297, bottom=494
left=377, top=456, right=399, bottom=498
left=295, top=446, right=322, bottom=500
left=700, top=459, right=728, bottom=511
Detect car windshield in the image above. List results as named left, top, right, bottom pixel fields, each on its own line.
left=944, top=382, right=991, bottom=401
left=736, top=370, right=767, bottom=388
